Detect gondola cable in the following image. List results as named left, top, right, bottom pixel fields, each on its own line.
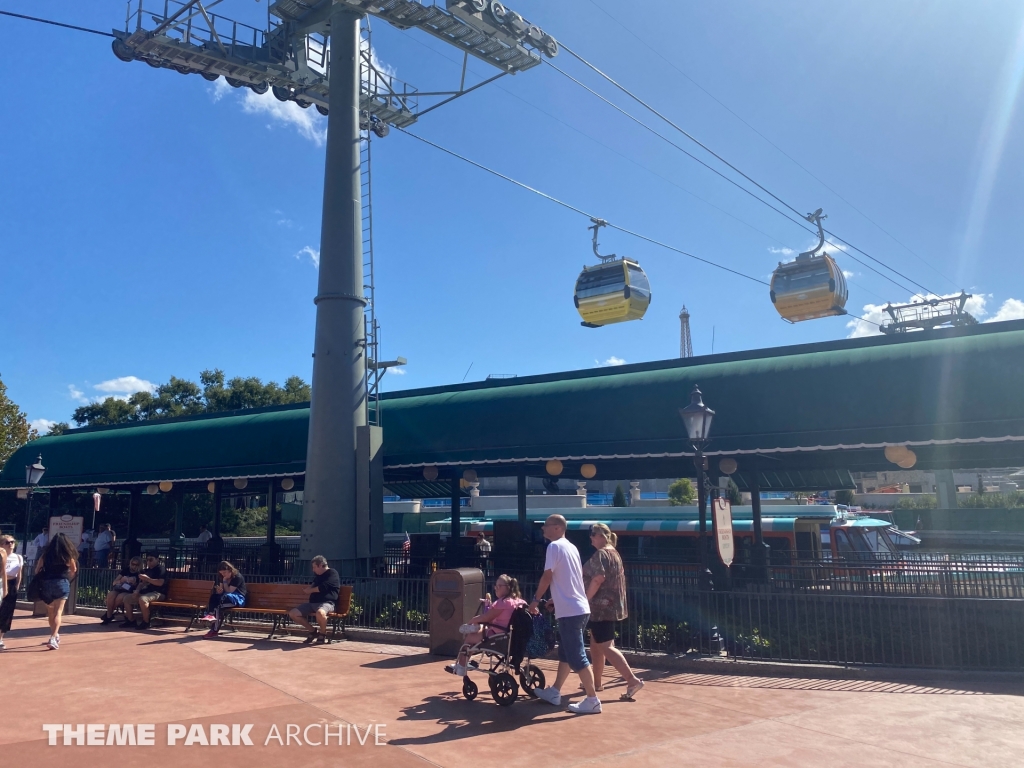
left=582, top=0, right=960, bottom=291
left=397, top=125, right=883, bottom=333
left=553, top=43, right=940, bottom=300
left=545, top=60, right=922, bottom=299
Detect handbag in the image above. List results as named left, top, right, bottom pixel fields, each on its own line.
left=26, top=574, right=42, bottom=602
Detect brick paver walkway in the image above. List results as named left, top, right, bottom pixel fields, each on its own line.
left=4, top=611, right=1023, bottom=767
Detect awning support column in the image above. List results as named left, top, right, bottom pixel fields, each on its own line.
left=749, top=463, right=770, bottom=582
left=517, top=469, right=527, bottom=538
left=212, top=482, right=223, bottom=537
left=449, top=474, right=461, bottom=568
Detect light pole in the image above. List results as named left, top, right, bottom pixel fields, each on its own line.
left=679, top=386, right=715, bottom=590
left=23, top=455, right=46, bottom=559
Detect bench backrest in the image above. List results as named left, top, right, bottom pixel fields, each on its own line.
left=165, top=579, right=211, bottom=604
left=245, top=582, right=353, bottom=616
left=245, top=583, right=309, bottom=610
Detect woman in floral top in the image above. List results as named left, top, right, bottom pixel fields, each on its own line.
left=582, top=524, right=643, bottom=698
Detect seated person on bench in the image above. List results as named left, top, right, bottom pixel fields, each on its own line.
left=99, top=556, right=142, bottom=625
left=288, top=555, right=340, bottom=645
left=122, top=554, right=166, bottom=630
left=201, top=560, right=247, bottom=639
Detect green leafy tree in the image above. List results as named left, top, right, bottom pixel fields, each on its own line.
left=612, top=484, right=628, bottom=507
left=0, top=376, right=37, bottom=466
left=72, top=369, right=312, bottom=427
left=668, top=478, right=696, bottom=505
left=835, top=489, right=855, bottom=506
left=725, top=478, right=742, bottom=505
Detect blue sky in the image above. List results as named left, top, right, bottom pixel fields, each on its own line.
left=3, top=0, right=1024, bottom=432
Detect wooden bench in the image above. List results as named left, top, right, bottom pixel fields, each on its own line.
left=148, top=580, right=210, bottom=632
left=222, top=582, right=353, bottom=640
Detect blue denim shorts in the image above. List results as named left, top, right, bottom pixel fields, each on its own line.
left=556, top=612, right=591, bottom=672
left=39, top=578, right=70, bottom=604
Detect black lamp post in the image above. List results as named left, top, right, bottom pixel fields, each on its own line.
left=23, top=455, right=46, bottom=559
left=680, top=386, right=715, bottom=590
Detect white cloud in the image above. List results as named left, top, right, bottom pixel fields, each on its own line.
left=31, top=418, right=57, bottom=434
left=597, top=356, right=627, bottom=367
left=768, top=247, right=794, bottom=256
left=240, top=89, right=327, bottom=146
left=209, top=79, right=326, bottom=146
left=842, top=270, right=855, bottom=279
left=68, top=384, right=88, bottom=404
left=295, top=246, right=320, bottom=268
left=389, top=367, right=407, bottom=375
left=94, top=376, right=157, bottom=396
left=987, top=298, right=1024, bottom=323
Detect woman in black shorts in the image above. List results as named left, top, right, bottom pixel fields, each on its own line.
left=583, top=523, right=643, bottom=698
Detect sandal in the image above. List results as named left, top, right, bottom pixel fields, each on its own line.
left=621, top=679, right=644, bottom=701
left=303, top=632, right=317, bottom=645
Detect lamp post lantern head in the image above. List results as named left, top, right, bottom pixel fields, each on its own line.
left=25, top=455, right=45, bottom=487
left=679, top=386, right=715, bottom=445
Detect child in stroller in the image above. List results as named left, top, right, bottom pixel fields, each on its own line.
left=445, top=575, right=550, bottom=706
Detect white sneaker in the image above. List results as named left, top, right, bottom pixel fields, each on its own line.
left=534, top=687, right=561, bottom=706
left=567, top=697, right=602, bottom=714
left=47, top=636, right=59, bottom=651
left=452, top=663, right=467, bottom=677
left=0, top=639, right=5, bottom=650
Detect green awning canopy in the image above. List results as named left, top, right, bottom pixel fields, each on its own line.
left=384, top=481, right=470, bottom=499
left=4, top=321, right=1024, bottom=490
left=732, top=469, right=856, bottom=492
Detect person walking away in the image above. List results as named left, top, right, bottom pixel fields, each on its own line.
left=98, top=557, right=143, bottom=625
left=583, top=523, right=643, bottom=699
left=34, top=532, right=79, bottom=650
left=0, top=536, right=24, bottom=649
left=529, top=514, right=602, bottom=714
left=93, top=524, right=115, bottom=569
left=287, top=555, right=340, bottom=644
left=201, top=561, right=247, bottom=638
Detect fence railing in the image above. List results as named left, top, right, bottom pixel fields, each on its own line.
left=70, top=568, right=1024, bottom=669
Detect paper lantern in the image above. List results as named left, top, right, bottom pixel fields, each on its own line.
left=207, top=482, right=216, bottom=494
left=463, top=469, right=478, bottom=483
left=281, top=478, right=295, bottom=491
left=884, top=445, right=910, bottom=463
left=233, top=478, right=248, bottom=490
left=146, top=484, right=158, bottom=495
left=897, top=450, right=917, bottom=469
left=545, top=459, right=563, bottom=476
left=580, top=463, right=597, bottom=479
left=159, top=481, right=173, bottom=493
left=719, top=458, right=738, bottom=475
left=423, top=466, right=439, bottom=481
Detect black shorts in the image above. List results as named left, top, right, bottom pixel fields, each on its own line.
left=588, top=619, right=617, bottom=644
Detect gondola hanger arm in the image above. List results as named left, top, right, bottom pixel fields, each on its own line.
left=588, top=218, right=617, bottom=263
left=798, top=208, right=827, bottom=260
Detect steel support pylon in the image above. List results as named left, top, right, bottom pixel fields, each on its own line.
left=301, top=6, right=368, bottom=573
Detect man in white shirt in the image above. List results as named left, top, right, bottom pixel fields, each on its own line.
left=196, top=524, right=213, bottom=544
left=93, top=525, right=115, bottom=568
left=78, top=529, right=94, bottom=567
left=528, top=514, right=601, bottom=714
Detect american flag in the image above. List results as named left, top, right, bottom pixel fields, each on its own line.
left=402, top=533, right=411, bottom=554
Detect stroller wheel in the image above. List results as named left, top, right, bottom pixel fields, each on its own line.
left=462, top=678, right=478, bottom=701
left=489, top=672, right=519, bottom=707
left=519, top=664, right=545, bottom=697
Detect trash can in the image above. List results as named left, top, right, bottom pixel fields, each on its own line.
left=429, top=567, right=484, bottom=656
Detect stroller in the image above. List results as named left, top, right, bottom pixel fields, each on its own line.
left=450, top=603, right=555, bottom=707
